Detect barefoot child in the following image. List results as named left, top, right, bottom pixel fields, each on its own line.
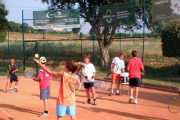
left=127, top=50, right=145, bottom=104
left=34, top=58, right=85, bottom=120
left=34, top=57, right=51, bottom=117
left=7, top=57, right=19, bottom=93
left=81, top=54, right=97, bottom=105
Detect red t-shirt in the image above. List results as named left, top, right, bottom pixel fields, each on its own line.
left=38, top=66, right=51, bottom=90
left=127, top=57, right=144, bottom=79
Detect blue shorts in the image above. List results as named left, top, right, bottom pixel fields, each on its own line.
left=129, top=78, right=141, bottom=87
left=56, top=103, right=76, bottom=116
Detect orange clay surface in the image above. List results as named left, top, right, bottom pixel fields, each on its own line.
left=0, top=77, right=179, bottom=120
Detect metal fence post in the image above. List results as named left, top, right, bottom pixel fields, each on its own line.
left=80, top=32, right=83, bottom=61
left=35, top=41, right=38, bottom=74
left=22, top=10, right=25, bottom=71
left=141, top=0, right=146, bottom=84
left=92, top=6, right=95, bottom=64
left=120, top=33, right=121, bottom=53
left=8, top=30, right=9, bottom=58
left=43, top=31, right=45, bottom=56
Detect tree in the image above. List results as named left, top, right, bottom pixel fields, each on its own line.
left=0, top=1, right=8, bottom=31
left=0, top=1, right=8, bottom=41
left=41, top=0, right=162, bottom=67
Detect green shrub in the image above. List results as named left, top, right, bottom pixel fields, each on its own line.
left=132, top=33, right=142, bottom=37
left=161, top=21, right=180, bottom=59
left=153, top=33, right=159, bottom=39
left=146, top=33, right=152, bottom=38
left=48, top=31, right=72, bottom=34
left=0, top=30, right=6, bottom=42
left=115, top=33, right=131, bottom=38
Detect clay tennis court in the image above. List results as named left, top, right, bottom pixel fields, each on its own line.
left=0, top=77, right=179, bottom=120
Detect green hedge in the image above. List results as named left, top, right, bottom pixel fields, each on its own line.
left=161, top=21, right=180, bottom=58
left=0, top=30, right=6, bottom=42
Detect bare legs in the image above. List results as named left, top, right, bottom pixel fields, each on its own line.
left=134, top=87, right=139, bottom=99
left=130, top=86, right=134, bottom=97
left=9, top=81, right=18, bottom=89
left=43, top=99, right=48, bottom=111
left=110, top=80, right=115, bottom=93
left=57, top=115, right=77, bottom=120
left=110, top=80, right=120, bottom=94
left=15, top=81, right=18, bottom=86
left=129, top=86, right=139, bottom=103
left=116, top=80, right=120, bottom=92
left=86, top=87, right=96, bottom=99
left=85, top=88, right=90, bottom=99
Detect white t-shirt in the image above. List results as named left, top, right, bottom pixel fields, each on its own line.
left=81, top=63, right=96, bottom=83
left=112, top=57, right=125, bottom=74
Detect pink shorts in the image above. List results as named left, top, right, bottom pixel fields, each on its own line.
left=112, top=73, right=120, bottom=81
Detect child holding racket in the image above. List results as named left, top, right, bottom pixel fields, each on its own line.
left=110, top=52, right=126, bottom=96
left=34, top=57, right=51, bottom=117
left=7, top=57, right=19, bottom=93
left=34, top=58, right=85, bottom=120
left=127, top=50, right=145, bottom=104
left=81, top=54, right=97, bottom=105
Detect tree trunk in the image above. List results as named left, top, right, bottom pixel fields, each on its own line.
left=99, top=45, right=109, bottom=67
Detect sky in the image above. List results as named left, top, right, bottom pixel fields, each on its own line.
left=4, top=0, right=149, bottom=34
left=4, top=0, right=91, bottom=34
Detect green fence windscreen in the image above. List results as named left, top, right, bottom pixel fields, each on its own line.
left=33, top=9, right=80, bottom=29
left=99, top=1, right=136, bottom=27
left=152, top=0, right=180, bottom=22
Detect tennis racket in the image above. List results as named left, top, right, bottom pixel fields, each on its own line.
left=69, top=73, right=82, bottom=93
left=24, top=68, right=37, bottom=80
left=106, top=64, right=119, bottom=77
left=5, top=78, right=9, bottom=93
left=168, top=88, right=180, bottom=114
left=94, top=81, right=109, bottom=91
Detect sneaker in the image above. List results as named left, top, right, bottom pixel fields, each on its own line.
left=9, top=89, right=14, bottom=93
left=13, top=88, right=18, bottom=92
left=129, top=98, right=133, bottom=103
left=109, top=93, right=113, bottom=96
left=134, top=99, right=138, bottom=104
left=83, top=100, right=91, bottom=104
left=39, top=112, right=49, bottom=117
left=116, top=93, right=120, bottom=95
left=93, top=100, right=97, bottom=105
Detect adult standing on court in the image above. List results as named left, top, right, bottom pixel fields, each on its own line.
left=7, top=57, right=19, bottom=93
left=34, top=57, right=51, bottom=117
left=110, top=52, right=126, bottom=96
left=127, top=50, right=145, bottom=104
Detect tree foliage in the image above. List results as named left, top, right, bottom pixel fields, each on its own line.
left=161, top=21, right=180, bottom=60
left=0, top=1, right=8, bottom=41
left=41, top=0, right=163, bottom=67
left=0, top=1, right=8, bottom=32
left=8, top=21, right=34, bottom=33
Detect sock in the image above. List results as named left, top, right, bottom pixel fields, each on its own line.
left=111, top=90, right=113, bottom=93
left=134, top=99, right=137, bottom=101
left=14, top=86, right=17, bottom=88
left=94, top=99, right=96, bottom=101
left=116, top=90, right=119, bottom=93
left=88, top=99, right=91, bottom=102
left=130, top=96, right=133, bottom=99
left=10, top=88, right=12, bottom=90
left=44, top=110, right=48, bottom=114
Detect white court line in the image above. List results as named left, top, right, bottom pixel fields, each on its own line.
left=0, top=108, right=14, bottom=118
